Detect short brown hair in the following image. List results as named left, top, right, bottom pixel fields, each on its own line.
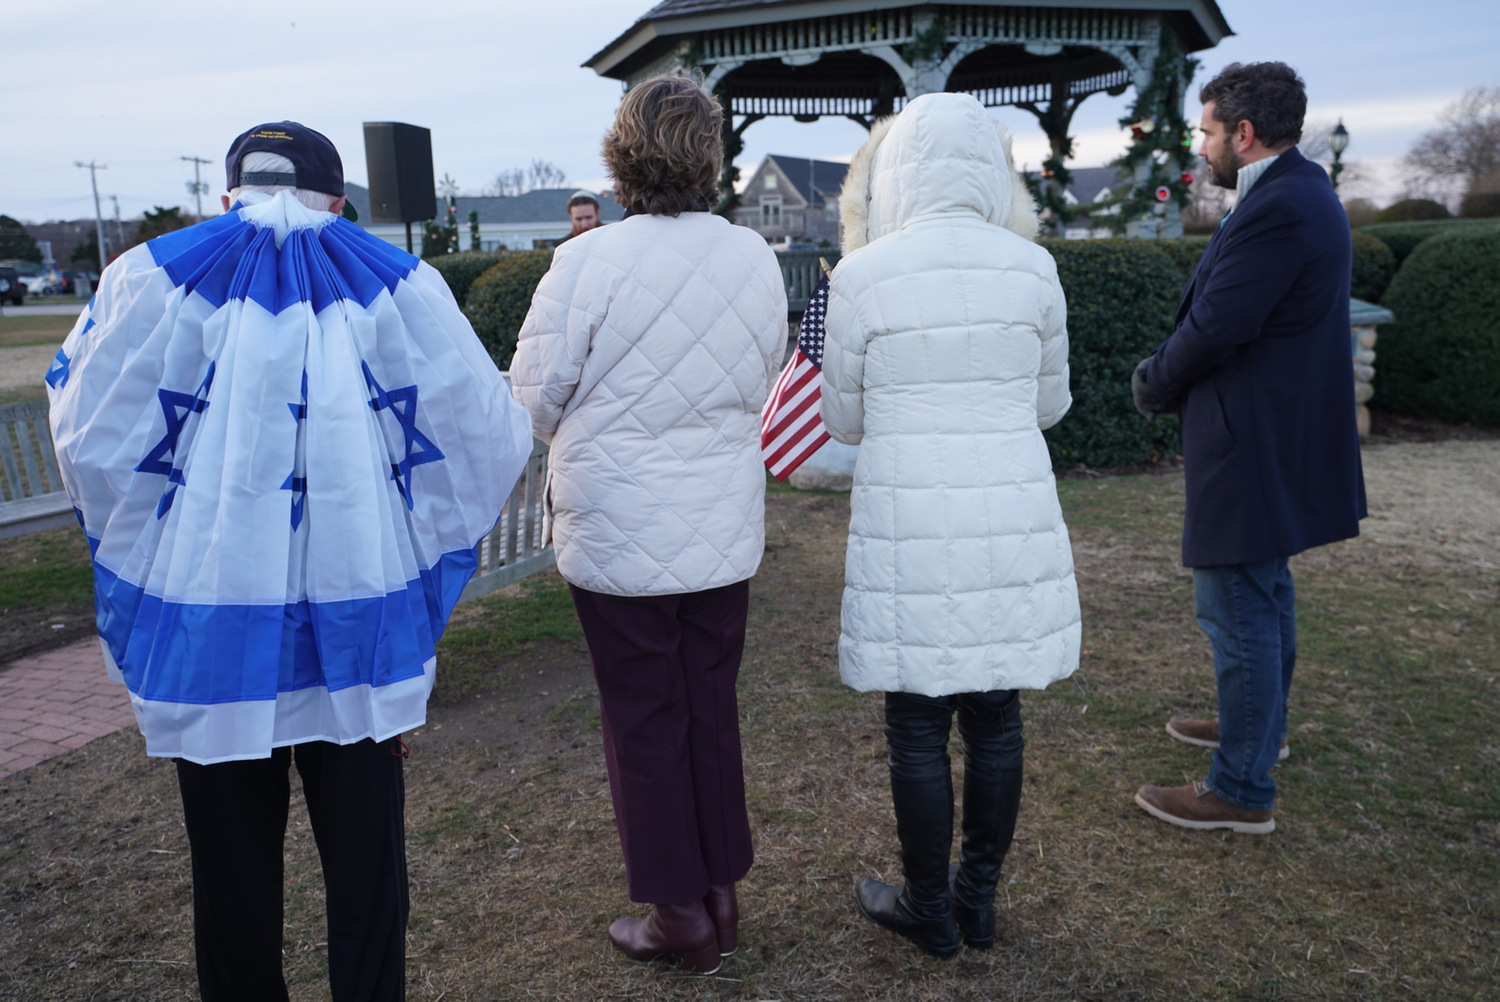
left=602, top=76, right=723, bottom=216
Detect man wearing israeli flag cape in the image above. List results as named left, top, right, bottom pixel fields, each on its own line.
left=45, top=121, right=533, bottom=1001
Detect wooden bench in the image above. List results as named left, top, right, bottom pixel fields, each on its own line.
left=0, top=400, right=75, bottom=540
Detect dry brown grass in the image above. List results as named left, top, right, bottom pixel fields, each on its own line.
left=2, top=455, right=1497, bottom=1001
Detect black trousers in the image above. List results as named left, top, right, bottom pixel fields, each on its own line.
left=175, top=738, right=408, bottom=1002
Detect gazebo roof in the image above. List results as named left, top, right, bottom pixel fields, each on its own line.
left=586, top=0, right=1234, bottom=81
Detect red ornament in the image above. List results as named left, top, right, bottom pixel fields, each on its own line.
left=1155, top=186, right=1171, bottom=203
left=1181, top=172, right=1194, bottom=184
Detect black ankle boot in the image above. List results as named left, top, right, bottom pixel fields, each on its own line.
left=854, top=878, right=959, bottom=959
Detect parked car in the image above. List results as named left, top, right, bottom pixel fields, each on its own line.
left=0, top=266, right=26, bottom=305
left=59, top=269, right=97, bottom=296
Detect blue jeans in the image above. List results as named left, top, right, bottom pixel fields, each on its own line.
left=1194, top=559, right=1295, bottom=811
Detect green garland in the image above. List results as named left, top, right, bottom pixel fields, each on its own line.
left=469, top=210, right=481, bottom=252
left=1021, top=133, right=1077, bottom=232
left=1106, top=26, right=1198, bottom=233
left=715, top=86, right=743, bottom=219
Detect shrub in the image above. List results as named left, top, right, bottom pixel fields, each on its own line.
left=464, top=250, right=554, bottom=369
left=1156, top=236, right=1211, bottom=281
left=1460, top=191, right=1500, bottom=218
left=1361, top=218, right=1500, bottom=267
left=1039, top=239, right=1184, bottom=468
left=1350, top=230, right=1397, bottom=303
left=425, top=250, right=502, bottom=310
left=1377, top=227, right=1500, bottom=426
left=1374, top=198, right=1452, bottom=223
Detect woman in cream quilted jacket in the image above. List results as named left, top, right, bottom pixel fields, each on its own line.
left=510, top=77, right=786, bottom=975
left=821, top=91, right=1082, bottom=958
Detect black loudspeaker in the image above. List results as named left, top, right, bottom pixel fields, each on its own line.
left=362, top=122, right=437, bottom=223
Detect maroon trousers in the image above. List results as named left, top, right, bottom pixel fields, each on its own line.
left=569, top=580, right=754, bottom=904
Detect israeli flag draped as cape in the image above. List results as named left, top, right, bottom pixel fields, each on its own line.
left=46, top=191, right=533, bottom=764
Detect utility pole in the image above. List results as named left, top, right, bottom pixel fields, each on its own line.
left=109, top=194, right=126, bottom=250
left=75, top=161, right=108, bottom=270
left=182, top=155, right=212, bottom=220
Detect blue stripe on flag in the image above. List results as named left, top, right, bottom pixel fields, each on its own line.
left=92, top=546, right=477, bottom=704
left=147, top=214, right=418, bottom=315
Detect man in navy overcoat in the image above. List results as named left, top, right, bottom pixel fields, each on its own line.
left=1131, top=62, right=1367, bottom=833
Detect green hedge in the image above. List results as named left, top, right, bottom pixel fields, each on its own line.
left=1377, top=227, right=1500, bottom=426
left=464, top=250, right=554, bottom=369
left=1040, top=239, right=1184, bottom=468
left=1350, top=230, right=1397, bottom=303
left=425, top=250, right=503, bottom=310
left=1156, top=236, right=1211, bottom=281
left=1374, top=198, right=1451, bottom=223
left=1361, top=218, right=1500, bottom=268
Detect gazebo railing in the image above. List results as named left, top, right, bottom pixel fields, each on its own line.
left=459, top=437, right=554, bottom=603
left=777, top=250, right=840, bottom=313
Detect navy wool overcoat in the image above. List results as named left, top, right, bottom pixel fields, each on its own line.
left=1144, top=147, right=1367, bottom=568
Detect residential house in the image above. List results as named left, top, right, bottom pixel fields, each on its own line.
left=735, top=155, right=847, bottom=247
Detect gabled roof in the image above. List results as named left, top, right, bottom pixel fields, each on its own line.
left=345, top=185, right=625, bottom=227
left=763, top=155, right=849, bottom=202
left=1022, top=165, right=1129, bottom=206
left=586, top=1, right=1234, bottom=80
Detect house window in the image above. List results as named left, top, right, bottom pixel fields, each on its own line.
left=764, top=174, right=778, bottom=189
left=761, top=196, right=781, bottom=227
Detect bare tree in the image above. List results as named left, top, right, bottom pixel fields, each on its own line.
left=525, top=159, right=568, bottom=190
left=480, top=159, right=568, bottom=197
left=1402, top=86, right=1500, bottom=201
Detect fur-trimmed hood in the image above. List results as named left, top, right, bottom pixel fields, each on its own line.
left=839, top=92, right=1039, bottom=254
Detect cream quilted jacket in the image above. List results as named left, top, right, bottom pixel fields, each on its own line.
left=822, top=92, right=1082, bottom=695
left=510, top=212, right=787, bottom=596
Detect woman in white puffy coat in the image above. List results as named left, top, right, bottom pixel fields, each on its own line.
left=821, top=92, right=1081, bottom=958
left=510, top=78, right=787, bottom=975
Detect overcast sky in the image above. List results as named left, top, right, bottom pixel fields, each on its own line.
left=2, top=0, right=1494, bottom=224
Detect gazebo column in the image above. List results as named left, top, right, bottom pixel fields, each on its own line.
left=1102, top=33, right=1162, bottom=239
left=1019, top=72, right=1081, bottom=238
left=714, top=90, right=764, bottom=218
left=863, top=14, right=982, bottom=100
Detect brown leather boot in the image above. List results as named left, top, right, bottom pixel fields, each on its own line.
left=608, top=901, right=721, bottom=974
left=703, top=883, right=738, bottom=956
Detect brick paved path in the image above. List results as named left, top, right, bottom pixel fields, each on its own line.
left=0, top=638, right=135, bottom=777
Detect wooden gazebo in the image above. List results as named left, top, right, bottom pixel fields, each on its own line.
left=586, top=1, right=1232, bottom=236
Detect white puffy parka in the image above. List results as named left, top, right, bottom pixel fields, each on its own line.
left=510, top=211, right=787, bottom=596
left=821, top=92, right=1082, bottom=696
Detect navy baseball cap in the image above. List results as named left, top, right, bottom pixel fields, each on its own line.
left=225, top=121, right=358, bottom=220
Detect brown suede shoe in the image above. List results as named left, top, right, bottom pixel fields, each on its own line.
left=1166, top=717, right=1289, bottom=761
left=1134, top=780, right=1275, bottom=834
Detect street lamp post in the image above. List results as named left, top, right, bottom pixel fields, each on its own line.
left=1329, top=119, right=1350, bottom=192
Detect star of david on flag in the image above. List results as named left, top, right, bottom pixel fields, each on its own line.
left=761, top=270, right=831, bottom=480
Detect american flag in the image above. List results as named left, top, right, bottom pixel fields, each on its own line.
left=761, top=274, right=831, bottom=480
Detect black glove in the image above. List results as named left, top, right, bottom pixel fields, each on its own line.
left=1131, top=358, right=1166, bottom=420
